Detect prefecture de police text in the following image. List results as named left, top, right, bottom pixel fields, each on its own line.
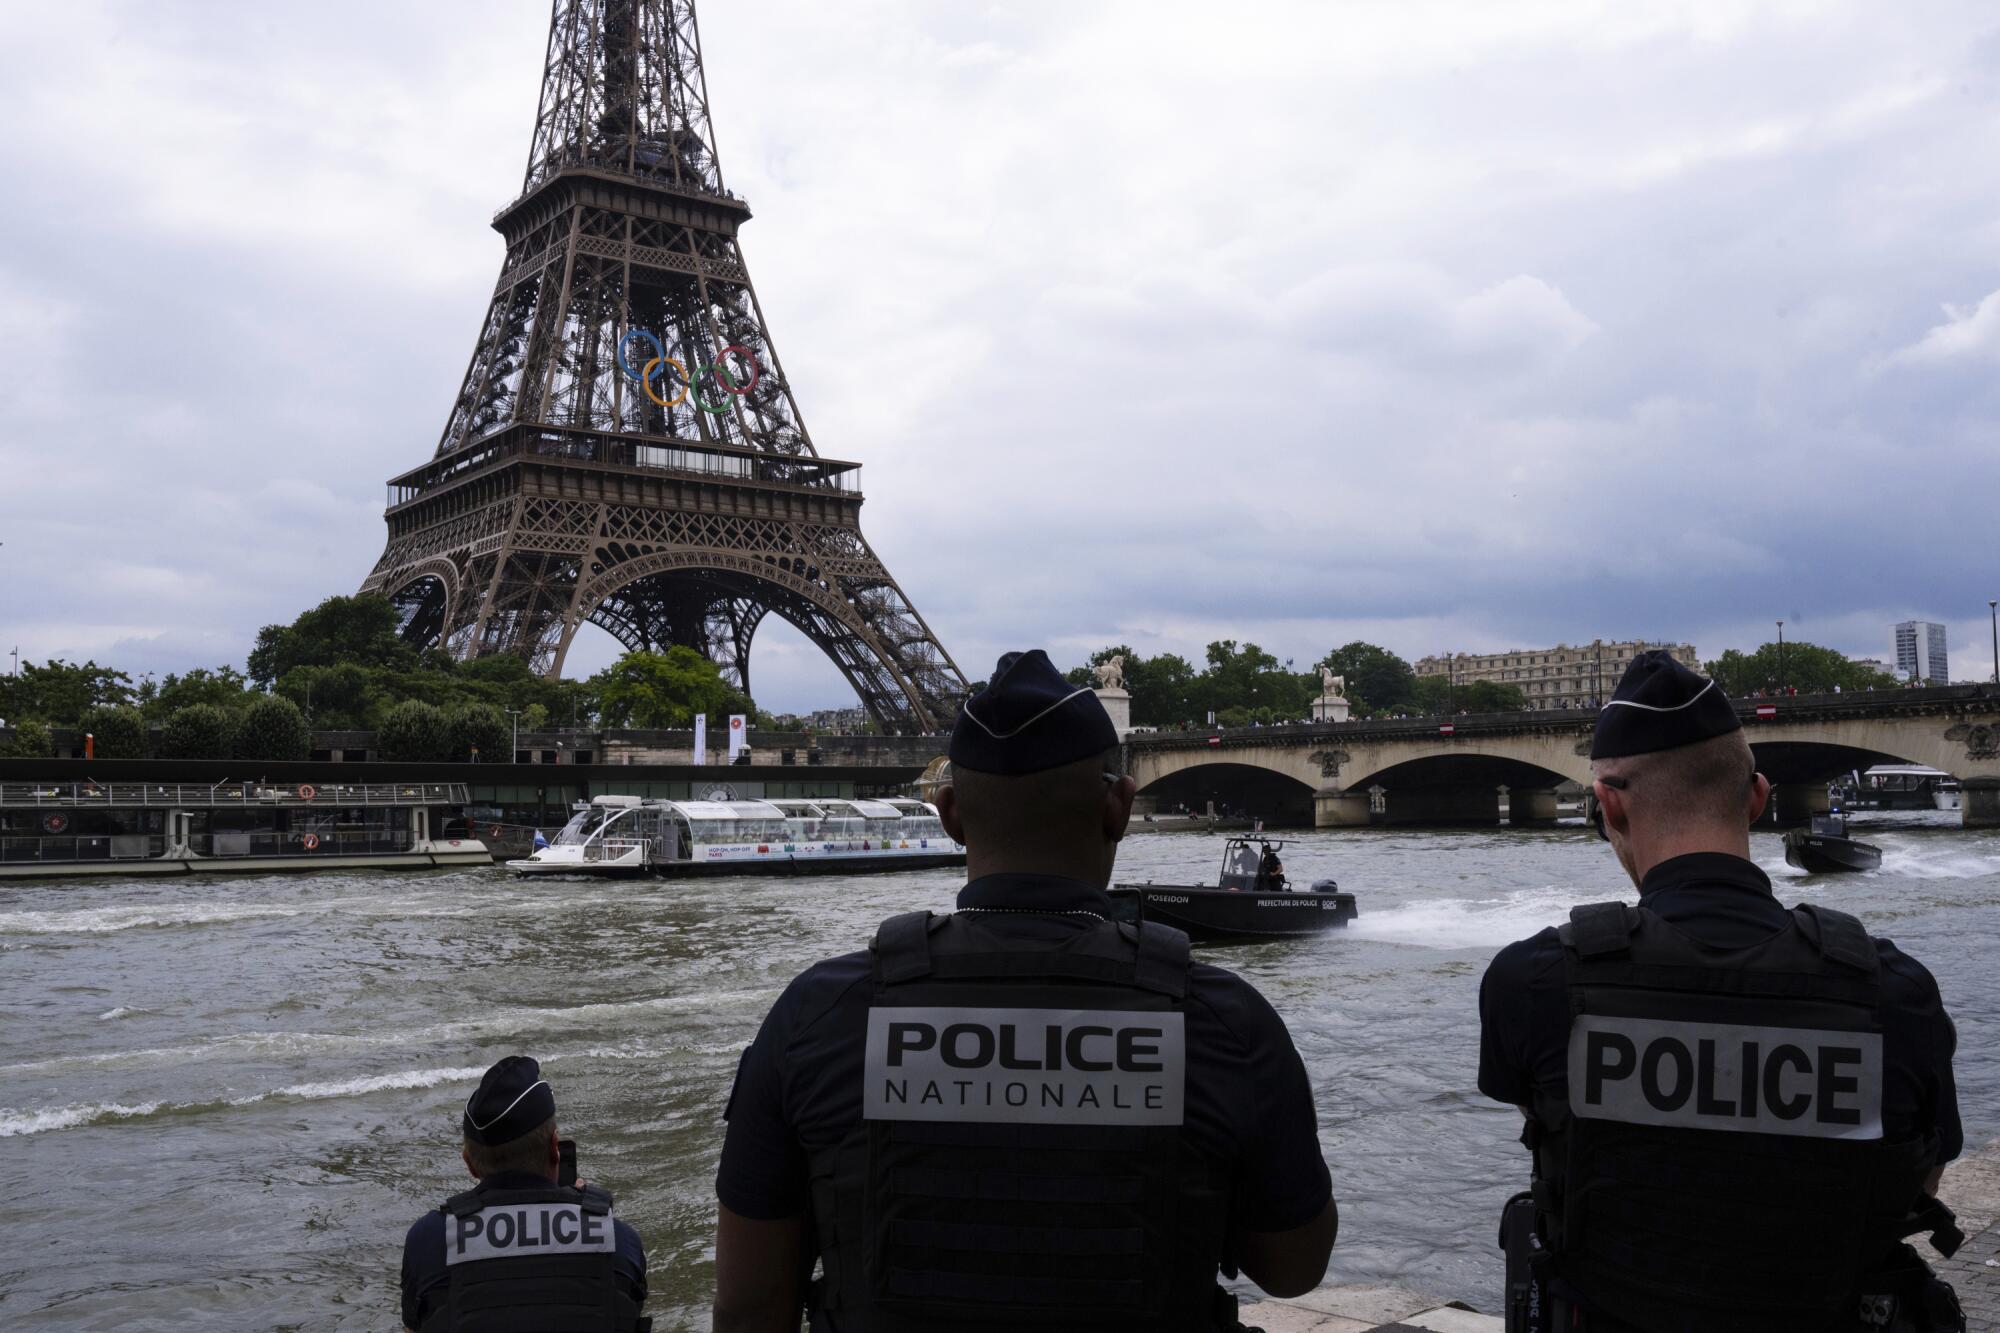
left=863, top=1006, right=1186, bottom=1126
left=1568, top=1014, right=1884, bottom=1140
left=446, top=1203, right=617, bottom=1267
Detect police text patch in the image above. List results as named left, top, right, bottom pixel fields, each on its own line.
left=863, top=1006, right=1185, bottom=1126
left=1567, top=1015, right=1882, bottom=1140
left=444, top=1203, right=617, bottom=1266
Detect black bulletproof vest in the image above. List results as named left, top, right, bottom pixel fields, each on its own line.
left=1529, top=900, right=1932, bottom=1333
left=423, top=1183, right=641, bottom=1333
left=807, top=910, right=1237, bottom=1333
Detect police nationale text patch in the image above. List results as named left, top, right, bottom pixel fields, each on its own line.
left=1567, top=1014, right=1883, bottom=1140
left=444, top=1202, right=617, bottom=1266
left=863, top=1006, right=1186, bottom=1126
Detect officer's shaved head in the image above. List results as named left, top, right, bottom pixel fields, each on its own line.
left=938, top=749, right=1135, bottom=887
left=1594, top=729, right=1756, bottom=826
left=463, top=1116, right=557, bottom=1179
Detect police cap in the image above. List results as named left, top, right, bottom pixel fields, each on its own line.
left=1590, top=650, right=1742, bottom=760
left=950, top=650, right=1119, bottom=775
left=462, top=1055, right=556, bottom=1146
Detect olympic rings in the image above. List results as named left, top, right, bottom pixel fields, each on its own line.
left=617, top=328, right=763, bottom=413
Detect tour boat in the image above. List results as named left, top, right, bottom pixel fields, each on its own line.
left=506, top=794, right=965, bottom=877
left=1782, top=812, right=1882, bottom=874
left=0, top=780, right=490, bottom=878
left=1109, top=838, right=1358, bottom=943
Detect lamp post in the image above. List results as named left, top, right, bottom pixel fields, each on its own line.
left=1989, top=600, right=1997, bottom=686
left=507, top=708, right=523, bottom=763
left=1593, top=639, right=1603, bottom=708
left=1776, top=620, right=1785, bottom=693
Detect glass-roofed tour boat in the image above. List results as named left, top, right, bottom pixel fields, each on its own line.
left=507, top=794, right=966, bottom=877
left=0, top=780, right=491, bottom=879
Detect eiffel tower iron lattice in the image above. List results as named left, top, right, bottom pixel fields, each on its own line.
left=361, top=0, right=966, bottom=732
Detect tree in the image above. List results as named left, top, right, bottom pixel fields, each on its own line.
left=1, top=719, right=54, bottom=758
left=1705, top=642, right=1899, bottom=696
left=378, top=700, right=453, bottom=762
left=0, top=660, right=134, bottom=726
left=247, top=594, right=415, bottom=687
left=590, top=647, right=752, bottom=730
left=78, top=704, right=148, bottom=757
left=521, top=703, right=550, bottom=732
left=1190, top=641, right=1314, bottom=722
left=1314, top=642, right=1417, bottom=716
left=1460, top=680, right=1529, bottom=713
left=274, top=662, right=376, bottom=730
left=1065, top=646, right=1199, bottom=726
left=449, top=703, right=511, bottom=762
left=236, top=695, right=311, bottom=761
left=152, top=667, right=254, bottom=718
left=159, top=704, right=240, bottom=759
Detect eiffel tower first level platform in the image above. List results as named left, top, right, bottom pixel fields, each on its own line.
left=361, top=0, right=966, bottom=732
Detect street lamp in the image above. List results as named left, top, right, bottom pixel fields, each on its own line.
left=1776, top=620, right=1785, bottom=693
left=507, top=708, right=523, bottom=762
left=1989, top=600, right=1997, bottom=686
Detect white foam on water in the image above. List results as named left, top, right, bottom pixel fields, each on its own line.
left=0, top=1100, right=164, bottom=1137
left=0, top=900, right=316, bottom=935
left=267, top=1064, right=489, bottom=1102
left=96, top=1006, right=153, bottom=1021
left=1347, top=884, right=1594, bottom=949
left=1877, top=843, right=2000, bottom=879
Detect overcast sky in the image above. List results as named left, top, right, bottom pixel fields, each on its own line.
left=3, top=0, right=1998, bottom=710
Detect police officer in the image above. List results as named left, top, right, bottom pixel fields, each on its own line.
left=400, top=1056, right=650, bottom=1332
left=713, top=650, right=1337, bottom=1332
left=1478, top=652, right=1964, bottom=1332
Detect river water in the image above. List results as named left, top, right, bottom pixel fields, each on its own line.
left=3, top=814, right=1996, bottom=1330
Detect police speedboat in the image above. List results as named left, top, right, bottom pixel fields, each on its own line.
left=1782, top=811, right=1882, bottom=874
left=1108, top=838, right=1357, bottom=943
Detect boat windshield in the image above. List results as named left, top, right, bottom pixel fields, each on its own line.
left=1810, top=814, right=1846, bottom=837
left=554, top=806, right=615, bottom=845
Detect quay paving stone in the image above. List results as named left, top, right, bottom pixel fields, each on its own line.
left=1931, top=1139, right=2000, bottom=1333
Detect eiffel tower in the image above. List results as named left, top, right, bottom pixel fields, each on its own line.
left=361, top=0, right=966, bottom=732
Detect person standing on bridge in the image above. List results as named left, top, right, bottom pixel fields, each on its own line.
left=1479, top=651, right=1965, bottom=1332
left=712, top=649, right=1337, bottom=1332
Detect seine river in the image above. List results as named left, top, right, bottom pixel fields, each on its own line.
left=3, top=814, right=1995, bottom=1330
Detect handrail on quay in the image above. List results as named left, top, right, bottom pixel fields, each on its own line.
left=0, top=781, right=472, bottom=808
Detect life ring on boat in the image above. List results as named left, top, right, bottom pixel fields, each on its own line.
left=298, top=784, right=318, bottom=802
left=44, top=813, right=68, bottom=834
left=301, top=832, right=320, bottom=851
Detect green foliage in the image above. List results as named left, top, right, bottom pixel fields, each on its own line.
left=274, top=662, right=376, bottom=730
left=1314, top=642, right=1417, bottom=716
left=590, top=647, right=753, bottom=730
left=1410, top=675, right=1451, bottom=713
left=236, top=694, right=311, bottom=760
left=449, top=703, right=512, bottom=762
left=247, top=594, right=415, bottom=687
left=1191, top=641, right=1314, bottom=723
left=0, top=660, right=135, bottom=727
left=1063, top=646, right=1200, bottom=726
left=151, top=667, right=254, bottom=718
left=1, top=719, right=55, bottom=758
left=159, top=704, right=240, bottom=759
left=378, top=700, right=453, bottom=762
left=78, top=704, right=148, bottom=757
left=520, top=703, right=550, bottom=732
left=1705, top=642, right=1901, bottom=696
left=1460, top=680, right=1529, bottom=712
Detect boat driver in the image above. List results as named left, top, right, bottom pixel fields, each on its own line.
left=1478, top=651, right=1965, bottom=1331
left=399, top=1056, right=651, bottom=1332
left=712, top=649, right=1338, bottom=1332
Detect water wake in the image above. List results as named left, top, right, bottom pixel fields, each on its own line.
left=0, top=1063, right=490, bottom=1138
left=1346, top=885, right=1590, bottom=949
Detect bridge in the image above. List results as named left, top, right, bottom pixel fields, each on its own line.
left=1124, top=685, right=2000, bottom=828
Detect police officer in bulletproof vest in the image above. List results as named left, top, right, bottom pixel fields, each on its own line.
left=400, top=1057, right=650, bottom=1332
left=1478, top=652, right=1966, bottom=1333
left=712, top=650, right=1338, bottom=1332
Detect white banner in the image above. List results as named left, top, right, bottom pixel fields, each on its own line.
left=693, top=714, right=707, bottom=765
left=727, top=713, right=748, bottom=758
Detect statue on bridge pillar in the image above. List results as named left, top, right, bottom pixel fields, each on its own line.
left=1312, top=667, right=1351, bottom=724
left=1092, top=654, right=1132, bottom=738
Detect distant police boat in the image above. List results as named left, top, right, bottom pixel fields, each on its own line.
left=1108, top=837, right=1358, bottom=943
left=0, top=780, right=490, bottom=878
left=1782, top=809, right=1882, bottom=875
left=506, top=794, right=965, bottom=877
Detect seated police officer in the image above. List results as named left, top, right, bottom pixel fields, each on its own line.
left=400, top=1057, right=650, bottom=1332
left=713, top=650, right=1338, bottom=1332
left=1478, top=652, right=1964, bottom=1333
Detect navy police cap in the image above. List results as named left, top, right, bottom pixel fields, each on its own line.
left=1590, top=650, right=1742, bottom=760
left=950, top=650, right=1119, bottom=775
left=462, top=1055, right=556, bottom=1146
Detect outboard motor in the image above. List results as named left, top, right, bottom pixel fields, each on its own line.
left=1309, top=878, right=1340, bottom=894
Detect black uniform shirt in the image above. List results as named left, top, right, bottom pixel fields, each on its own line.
left=718, top=873, right=1334, bottom=1232
left=1477, top=852, right=1962, bottom=1161
left=399, top=1172, right=648, bottom=1331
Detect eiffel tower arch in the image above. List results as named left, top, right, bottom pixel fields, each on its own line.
left=361, top=0, right=967, bottom=731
